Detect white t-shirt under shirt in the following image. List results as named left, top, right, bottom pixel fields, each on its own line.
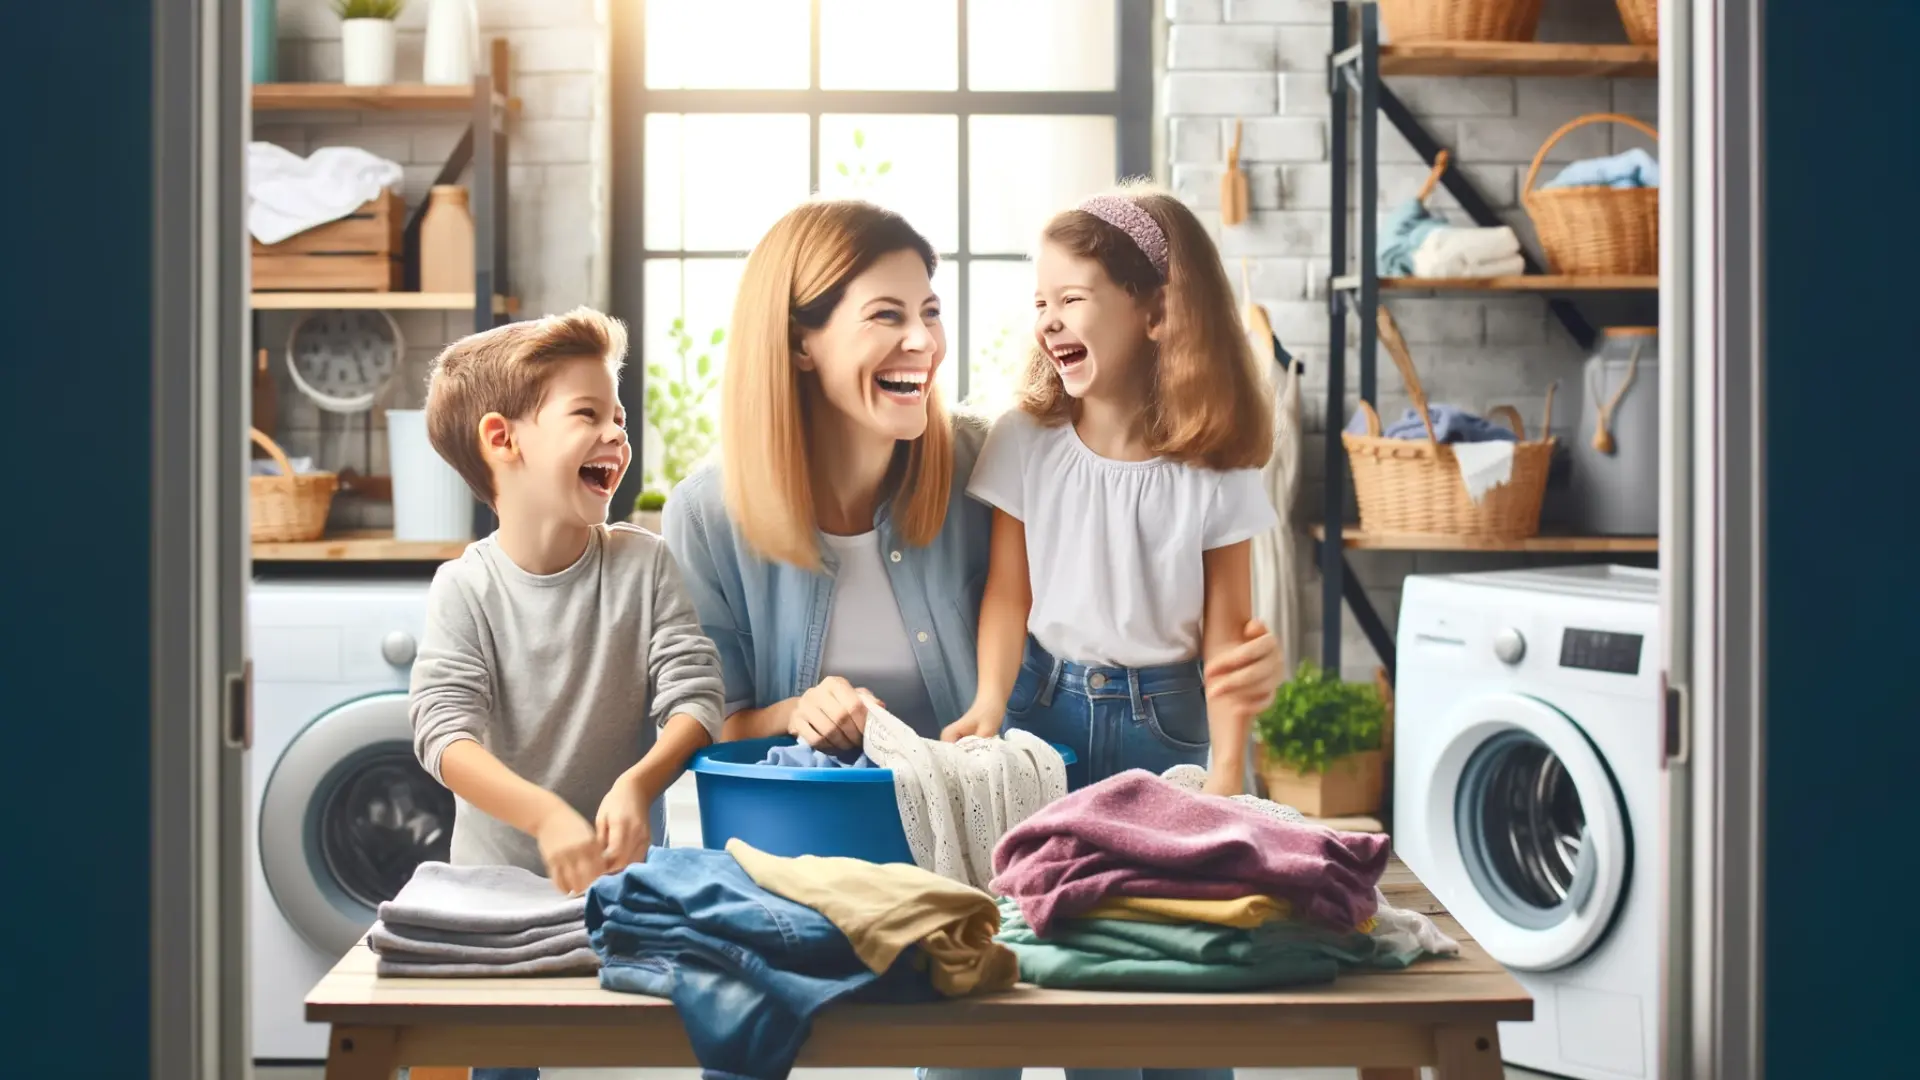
left=966, top=408, right=1279, bottom=669
left=817, top=529, right=941, bottom=736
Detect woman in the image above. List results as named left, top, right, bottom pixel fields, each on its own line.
left=663, top=197, right=1286, bottom=765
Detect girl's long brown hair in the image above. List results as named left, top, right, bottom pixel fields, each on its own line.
left=721, top=199, right=953, bottom=570
left=1017, top=181, right=1274, bottom=470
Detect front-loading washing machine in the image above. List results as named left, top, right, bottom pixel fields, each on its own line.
left=248, top=576, right=454, bottom=1064
left=1394, top=564, right=1662, bottom=1080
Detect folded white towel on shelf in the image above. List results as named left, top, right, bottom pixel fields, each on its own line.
left=1411, top=226, right=1525, bottom=279
left=247, top=142, right=405, bottom=245
left=376, top=862, right=586, bottom=935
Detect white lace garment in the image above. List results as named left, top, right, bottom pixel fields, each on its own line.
left=861, top=704, right=1068, bottom=891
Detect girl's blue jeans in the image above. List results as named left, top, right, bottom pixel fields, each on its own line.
left=921, top=636, right=1231, bottom=1080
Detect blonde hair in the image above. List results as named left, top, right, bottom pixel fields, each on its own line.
left=721, top=199, right=953, bottom=570
left=423, top=307, right=628, bottom=505
left=1018, top=181, right=1273, bottom=470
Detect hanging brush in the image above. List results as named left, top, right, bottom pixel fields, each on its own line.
left=1221, top=119, right=1250, bottom=227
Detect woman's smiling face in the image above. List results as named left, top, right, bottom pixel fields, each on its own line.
left=796, top=247, right=946, bottom=442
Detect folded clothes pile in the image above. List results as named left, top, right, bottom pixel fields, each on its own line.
left=987, top=770, right=1456, bottom=991
left=1410, top=225, right=1524, bottom=279
left=587, top=842, right=1016, bottom=1080
left=369, top=862, right=599, bottom=977
left=1346, top=403, right=1518, bottom=444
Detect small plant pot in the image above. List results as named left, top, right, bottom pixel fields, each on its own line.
left=631, top=509, right=665, bottom=534
left=1258, top=747, right=1385, bottom=819
left=341, top=18, right=398, bottom=86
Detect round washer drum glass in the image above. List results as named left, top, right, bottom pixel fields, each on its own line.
left=1460, top=730, right=1588, bottom=918
left=318, top=749, right=455, bottom=909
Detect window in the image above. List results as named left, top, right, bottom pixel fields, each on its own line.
left=617, top=0, right=1152, bottom=498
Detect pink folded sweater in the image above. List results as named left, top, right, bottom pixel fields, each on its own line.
left=989, top=770, right=1391, bottom=937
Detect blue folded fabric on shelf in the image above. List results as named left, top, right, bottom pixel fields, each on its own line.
left=586, top=846, right=938, bottom=1080
left=1377, top=197, right=1448, bottom=277
left=1543, top=147, right=1660, bottom=189
left=758, top=742, right=876, bottom=769
left=1346, top=405, right=1518, bottom=444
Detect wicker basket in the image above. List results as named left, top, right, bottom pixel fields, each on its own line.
left=250, top=427, right=338, bottom=542
left=1343, top=307, right=1556, bottom=540
left=1616, top=0, right=1657, bottom=45
left=1378, top=0, right=1543, bottom=43
left=1523, top=113, right=1660, bottom=277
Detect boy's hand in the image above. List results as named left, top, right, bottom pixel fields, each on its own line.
left=534, top=803, right=602, bottom=896
left=595, top=775, right=653, bottom=873
left=940, top=706, right=1004, bottom=743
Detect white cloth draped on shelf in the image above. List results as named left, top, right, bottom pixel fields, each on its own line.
left=1250, top=349, right=1307, bottom=677
left=247, top=142, right=405, bottom=245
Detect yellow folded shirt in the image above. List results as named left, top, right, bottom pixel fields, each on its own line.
left=1081, top=894, right=1295, bottom=929
left=725, top=839, right=1018, bottom=997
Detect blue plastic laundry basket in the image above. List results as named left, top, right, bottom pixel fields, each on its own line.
left=688, top=735, right=1076, bottom=865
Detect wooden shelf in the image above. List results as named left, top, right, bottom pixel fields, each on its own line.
left=252, top=83, right=520, bottom=113
left=1378, top=41, right=1658, bottom=78
left=1310, top=525, right=1657, bottom=553
left=250, top=292, right=517, bottom=313
left=1334, top=274, right=1658, bottom=293
left=252, top=530, right=470, bottom=563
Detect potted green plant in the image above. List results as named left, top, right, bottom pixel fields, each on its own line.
left=631, top=489, right=668, bottom=533
left=1253, top=661, right=1389, bottom=818
left=334, top=0, right=405, bottom=87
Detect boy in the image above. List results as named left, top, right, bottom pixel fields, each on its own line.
left=409, top=306, right=723, bottom=895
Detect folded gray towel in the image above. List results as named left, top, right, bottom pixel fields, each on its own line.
left=376, top=862, right=585, bottom=935
left=368, top=920, right=592, bottom=966
left=374, top=946, right=601, bottom=978
left=377, top=916, right=582, bottom=951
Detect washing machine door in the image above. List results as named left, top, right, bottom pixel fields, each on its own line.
left=258, top=691, right=455, bottom=957
left=1423, top=691, right=1631, bottom=973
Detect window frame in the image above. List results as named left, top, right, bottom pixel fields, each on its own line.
left=610, top=0, right=1155, bottom=510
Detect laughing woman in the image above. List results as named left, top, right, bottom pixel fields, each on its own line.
left=663, top=198, right=1284, bottom=762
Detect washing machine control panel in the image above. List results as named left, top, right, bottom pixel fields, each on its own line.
left=1559, top=627, right=1644, bottom=675
left=1491, top=627, right=1526, bottom=664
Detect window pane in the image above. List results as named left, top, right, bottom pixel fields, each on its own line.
left=646, top=114, right=810, bottom=252
left=931, top=258, right=960, bottom=405
left=641, top=258, right=746, bottom=490
left=821, top=0, right=958, bottom=90
left=968, top=0, right=1116, bottom=91
left=966, top=260, right=1037, bottom=414
left=818, top=115, right=959, bottom=253
left=645, top=0, right=808, bottom=89
left=969, top=115, right=1117, bottom=254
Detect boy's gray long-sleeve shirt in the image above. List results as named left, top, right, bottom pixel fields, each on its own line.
left=409, top=522, right=725, bottom=873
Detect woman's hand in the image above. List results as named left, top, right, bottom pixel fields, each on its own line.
left=788, top=676, right=879, bottom=751
left=940, top=706, right=1004, bottom=743
left=1204, top=618, right=1285, bottom=720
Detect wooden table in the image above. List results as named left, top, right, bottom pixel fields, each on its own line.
left=308, top=858, right=1529, bottom=1080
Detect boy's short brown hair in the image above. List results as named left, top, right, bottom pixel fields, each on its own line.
left=424, top=306, right=628, bottom=505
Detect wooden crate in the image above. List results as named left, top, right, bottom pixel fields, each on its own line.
left=252, top=188, right=403, bottom=291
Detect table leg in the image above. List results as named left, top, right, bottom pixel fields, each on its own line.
left=323, top=1025, right=402, bottom=1080
left=407, top=1070, right=471, bottom=1080
left=1358, top=1070, right=1420, bottom=1080
left=1434, top=1023, right=1504, bottom=1080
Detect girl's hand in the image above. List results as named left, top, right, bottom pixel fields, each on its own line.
left=788, top=677, right=880, bottom=751
left=940, top=707, right=1004, bottom=743
left=1204, top=618, right=1285, bottom=718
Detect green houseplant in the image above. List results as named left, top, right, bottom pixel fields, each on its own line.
left=631, top=318, right=722, bottom=528
left=1253, top=661, right=1389, bottom=818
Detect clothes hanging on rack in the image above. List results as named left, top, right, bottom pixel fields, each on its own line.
left=1249, top=347, right=1305, bottom=677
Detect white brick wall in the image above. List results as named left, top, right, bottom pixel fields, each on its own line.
left=259, top=0, right=611, bottom=531
left=1160, top=0, right=1660, bottom=678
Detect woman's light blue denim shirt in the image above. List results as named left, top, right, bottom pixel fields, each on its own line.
left=661, top=411, right=993, bottom=731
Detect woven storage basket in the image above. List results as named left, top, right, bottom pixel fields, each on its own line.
left=1378, top=0, right=1543, bottom=43
left=250, top=427, right=338, bottom=542
left=1343, top=307, right=1556, bottom=540
left=1616, top=0, right=1657, bottom=45
left=1523, top=113, right=1660, bottom=277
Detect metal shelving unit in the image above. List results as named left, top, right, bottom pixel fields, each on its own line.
left=1318, top=1, right=1660, bottom=679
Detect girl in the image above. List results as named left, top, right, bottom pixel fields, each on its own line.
left=943, top=181, right=1277, bottom=799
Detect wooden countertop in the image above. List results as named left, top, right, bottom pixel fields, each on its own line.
left=306, top=857, right=1529, bottom=1075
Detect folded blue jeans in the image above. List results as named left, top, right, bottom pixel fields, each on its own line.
left=1000, top=635, right=1213, bottom=792
left=587, top=846, right=937, bottom=1080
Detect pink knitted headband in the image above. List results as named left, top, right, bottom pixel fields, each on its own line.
left=1077, top=194, right=1169, bottom=280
